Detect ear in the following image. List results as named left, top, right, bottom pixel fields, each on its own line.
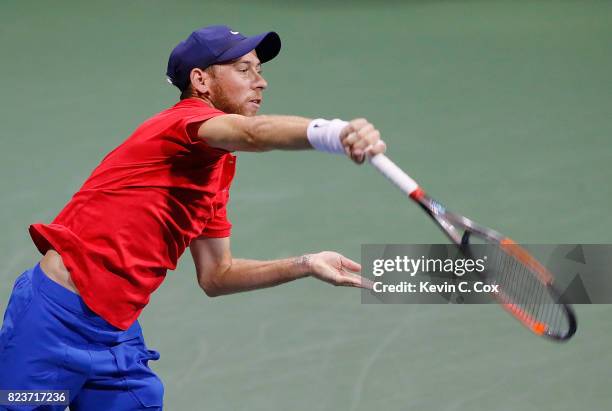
left=189, top=68, right=212, bottom=94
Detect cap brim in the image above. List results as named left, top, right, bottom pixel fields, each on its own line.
left=216, top=31, right=281, bottom=64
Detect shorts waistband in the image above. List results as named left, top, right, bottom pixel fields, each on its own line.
left=32, top=262, right=125, bottom=328
left=32, top=262, right=86, bottom=312
left=30, top=262, right=143, bottom=340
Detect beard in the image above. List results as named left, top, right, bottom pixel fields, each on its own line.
left=208, top=83, right=254, bottom=116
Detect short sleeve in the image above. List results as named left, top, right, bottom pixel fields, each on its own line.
left=179, top=110, right=226, bottom=144
left=201, top=189, right=232, bottom=238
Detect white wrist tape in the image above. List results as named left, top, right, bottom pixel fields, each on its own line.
left=307, top=118, right=349, bottom=155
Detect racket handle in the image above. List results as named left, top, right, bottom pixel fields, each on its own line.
left=368, top=154, right=422, bottom=198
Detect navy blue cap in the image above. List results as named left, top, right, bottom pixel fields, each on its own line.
left=166, top=25, right=281, bottom=91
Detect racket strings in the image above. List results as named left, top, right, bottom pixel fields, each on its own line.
left=484, top=245, right=570, bottom=338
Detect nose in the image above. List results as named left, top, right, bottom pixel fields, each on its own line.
left=253, top=71, right=267, bottom=90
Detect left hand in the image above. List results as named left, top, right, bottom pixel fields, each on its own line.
left=339, top=118, right=387, bottom=164
left=305, top=251, right=374, bottom=289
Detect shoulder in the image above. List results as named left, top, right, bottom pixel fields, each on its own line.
left=168, top=98, right=225, bottom=121
left=148, top=99, right=228, bottom=142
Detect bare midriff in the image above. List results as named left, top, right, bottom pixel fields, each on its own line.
left=40, top=249, right=80, bottom=295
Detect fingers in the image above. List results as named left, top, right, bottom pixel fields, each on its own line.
left=342, top=118, right=386, bottom=163
left=340, top=256, right=361, bottom=272
left=364, top=140, right=387, bottom=157
left=309, top=252, right=373, bottom=290
left=352, top=129, right=379, bottom=153
left=339, top=272, right=374, bottom=290
left=339, top=119, right=366, bottom=143
left=344, top=124, right=374, bottom=147
left=340, top=118, right=368, bottom=139
left=357, top=276, right=375, bottom=290
left=339, top=257, right=372, bottom=289
left=351, top=151, right=366, bottom=164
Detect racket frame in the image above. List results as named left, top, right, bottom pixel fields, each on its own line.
left=369, top=154, right=577, bottom=341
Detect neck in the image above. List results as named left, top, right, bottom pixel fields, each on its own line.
left=181, top=90, right=215, bottom=108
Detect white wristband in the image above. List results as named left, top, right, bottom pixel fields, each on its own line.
left=306, top=118, right=349, bottom=155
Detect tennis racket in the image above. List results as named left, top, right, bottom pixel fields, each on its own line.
left=369, top=153, right=577, bottom=341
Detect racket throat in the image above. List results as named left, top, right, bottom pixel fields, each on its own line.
left=461, top=231, right=471, bottom=246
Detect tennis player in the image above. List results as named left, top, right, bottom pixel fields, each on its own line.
left=0, top=25, right=385, bottom=410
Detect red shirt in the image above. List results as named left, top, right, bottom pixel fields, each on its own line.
left=29, top=98, right=235, bottom=330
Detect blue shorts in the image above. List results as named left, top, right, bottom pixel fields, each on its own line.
left=0, top=264, right=164, bottom=410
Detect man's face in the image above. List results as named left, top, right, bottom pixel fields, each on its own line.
left=206, top=50, right=267, bottom=116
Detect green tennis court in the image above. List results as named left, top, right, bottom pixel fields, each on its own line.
left=1, top=0, right=611, bottom=409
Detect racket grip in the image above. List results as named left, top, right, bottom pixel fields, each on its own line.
left=368, top=154, right=421, bottom=197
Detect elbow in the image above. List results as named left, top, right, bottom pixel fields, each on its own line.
left=202, top=287, right=222, bottom=298
left=198, top=277, right=222, bottom=297
left=197, top=262, right=232, bottom=297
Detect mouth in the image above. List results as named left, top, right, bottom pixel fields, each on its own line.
left=248, top=98, right=262, bottom=108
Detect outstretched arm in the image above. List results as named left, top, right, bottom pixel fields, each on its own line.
left=197, top=115, right=386, bottom=163
left=189, top=236, right=372, bottom=297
